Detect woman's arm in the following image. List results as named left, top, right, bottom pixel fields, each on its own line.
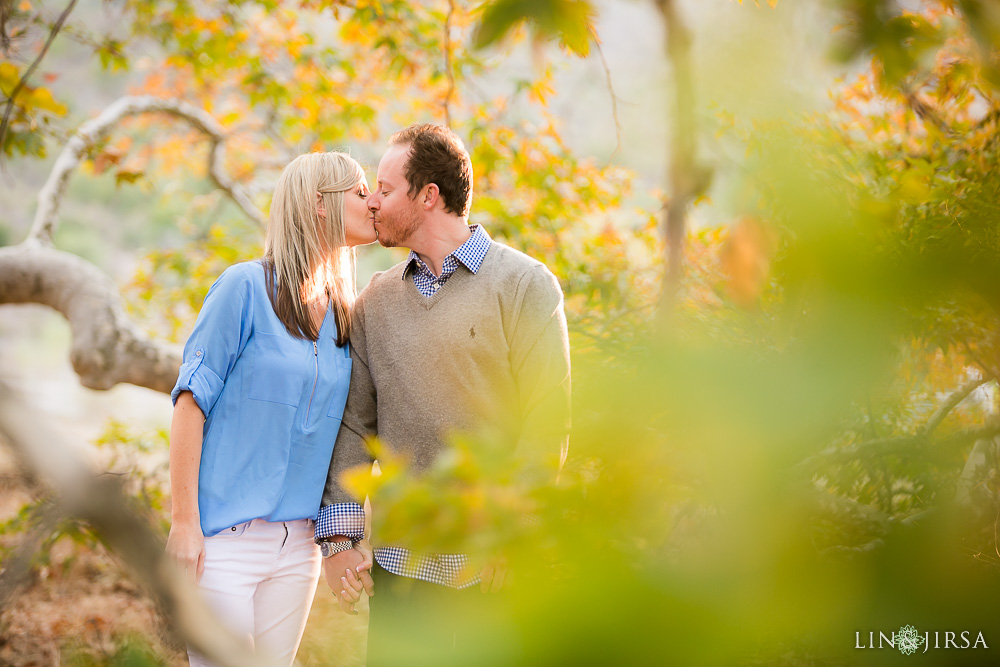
left=166, top=390, right=207, bottom=581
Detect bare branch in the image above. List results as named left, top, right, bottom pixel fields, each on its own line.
left=903, top=89, right=954, bottom=136
left=800, top=419, right=1000, bottom=470
left=0, top=0, right=77, bottom=156
left=0, top=243, right=181, bottom=393
left=0, top=380, right=276, bottom=667
left=29, top=95, right=265, bottom=245
left=590, top=27, right=622, bottom=165
left=813, top=488, right=891, bottom=531
left=799, top=377, right=996, bottom=471
left=954, top=435, right=999, bottom=509
left=653, top=0, right=712, bottom=312
left=1, top=0, right=15, bottom=53
left=820, top=538, right=885, bottom=558
left=919, top=375, right=993, bottom=437
left=443, top=0, right=457, bottom=127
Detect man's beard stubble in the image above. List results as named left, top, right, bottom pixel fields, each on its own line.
left=376, top=207, right=421, bottom=249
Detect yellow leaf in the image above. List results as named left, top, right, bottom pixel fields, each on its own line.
left=115, top=169, right=144, bottom=186
left=24, top=86, right=68, bottom=115
left=0, top=62, right=20, bottom=96
left=18, top=0, right=31, bottom=10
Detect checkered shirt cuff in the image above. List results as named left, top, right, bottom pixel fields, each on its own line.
left=373, top=547, right=481, bottom=589
left=314, top=503, right=365, bottom=543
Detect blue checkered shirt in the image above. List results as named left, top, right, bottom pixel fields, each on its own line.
left=405, top=224, right=490, bottom=297
left=315, top=224, right=491, bottom=589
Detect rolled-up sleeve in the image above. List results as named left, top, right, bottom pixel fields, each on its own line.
left=314, top=502, right=366, bottom=542
left=171, top=265, right=255, bottom=417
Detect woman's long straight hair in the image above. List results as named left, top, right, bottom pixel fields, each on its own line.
left=263, top=151, right=364, bottom=345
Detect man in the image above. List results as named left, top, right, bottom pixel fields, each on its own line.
left=314, top=124, right=570, bottom=664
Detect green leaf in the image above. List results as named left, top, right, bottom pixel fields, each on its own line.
left=115, top=169, right=144, bottom=186
left=473, top=0, right=595, bottom=56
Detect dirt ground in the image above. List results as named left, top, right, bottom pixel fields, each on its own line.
left=0, top=442, right=367, bottom=666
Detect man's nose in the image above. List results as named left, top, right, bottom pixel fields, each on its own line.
left=367, top=195, right=379, bottom=211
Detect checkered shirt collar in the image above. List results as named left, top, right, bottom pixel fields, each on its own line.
left=402, top=224, right=491, bottom=279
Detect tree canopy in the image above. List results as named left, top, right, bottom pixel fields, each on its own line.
left=2, top=0, right=1000, bottom=664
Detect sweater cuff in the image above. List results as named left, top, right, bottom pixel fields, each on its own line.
left=314, top=503, right=365, bottom=543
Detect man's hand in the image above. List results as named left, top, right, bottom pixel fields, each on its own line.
left=322, top=541, right=374, bottom=614
left=166, top=521, right=205, bottom=583
left=480, top=556, right=509, bottom=594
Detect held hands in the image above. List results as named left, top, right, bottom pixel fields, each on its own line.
left=165, top=521, right=205, bottom=583
left=323, top=540, right=375, bottom=614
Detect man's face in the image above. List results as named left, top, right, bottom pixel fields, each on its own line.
left=368, top=144, right=422, bottom=248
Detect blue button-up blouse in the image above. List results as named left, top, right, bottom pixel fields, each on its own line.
left=170, top=260, right=352, bottom=537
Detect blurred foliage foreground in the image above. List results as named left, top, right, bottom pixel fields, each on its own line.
left=4, top=0, right=1000, bottom=665
left=347, top=6, right=1000, bottom=667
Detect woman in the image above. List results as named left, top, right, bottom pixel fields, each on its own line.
left=166, top=151, right=376, bottom=666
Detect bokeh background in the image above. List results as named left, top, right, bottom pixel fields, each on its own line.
left=3, top=0, right=1000, bottom=664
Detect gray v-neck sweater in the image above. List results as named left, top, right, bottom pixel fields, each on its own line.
left=321, top=240, right=571, bottom=508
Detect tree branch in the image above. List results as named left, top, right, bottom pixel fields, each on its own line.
left=443, top=0, right=457, bottom=127
left=29, top=95, right=265, bottom=245
left=919, top=375, right=993, bottom=437
left=0, top=243, right=181, bottom=393
left=1, top=0, right=16, bottom=54
left=0, top=380, right=276, bottom=667
left=798, top=377, right=996, bottom=471
left=590, top=27, right=622, bottom=165
left=653, top=0, right=711, bottom=312
left=820, top=538, right=885, bottom=558
left=800, top=419, right=1000, bottom=471
left=903, top=89, right=954, bottom=136
left=0, top=0, right=77, bottom=157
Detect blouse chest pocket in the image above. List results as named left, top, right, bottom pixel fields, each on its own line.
left=248, top=332, right=306, bottom=407
left=326, top=353, right=353, bottom=420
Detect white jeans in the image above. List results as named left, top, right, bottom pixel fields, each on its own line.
left=188, top=518, right=321, bottom=667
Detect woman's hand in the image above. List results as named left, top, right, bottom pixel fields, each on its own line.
left=166, top=520, right=206, bottom=582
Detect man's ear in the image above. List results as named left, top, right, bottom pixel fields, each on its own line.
left=316, top=191, right=326, bottom=219
left=421, top=183, right=440, bottom=211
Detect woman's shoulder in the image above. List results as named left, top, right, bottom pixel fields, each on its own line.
left=220, top=259, right=264, bottom=279
left=213, top=260, right=265, bottom=288
left=200, top=261, right=266, bottom=309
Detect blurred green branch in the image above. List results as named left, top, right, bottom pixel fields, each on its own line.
left=804, top=420, right=1000, bottom=469
left=919, top=376, right=994, bottom=437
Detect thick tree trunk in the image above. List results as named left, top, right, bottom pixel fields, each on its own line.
left=0, top=95, right=269, bottom=394
left=0, top=379, right=271, bottom=667
left=0, top=243, right=181, bottom=393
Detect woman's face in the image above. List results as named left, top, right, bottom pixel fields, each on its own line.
left=342, top=177, right=377, bottom=247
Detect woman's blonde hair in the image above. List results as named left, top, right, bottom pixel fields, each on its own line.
left=263, top=151, right=364, bottom=345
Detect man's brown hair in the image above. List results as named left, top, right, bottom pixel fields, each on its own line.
left=389, top=123, right=473, bottom=217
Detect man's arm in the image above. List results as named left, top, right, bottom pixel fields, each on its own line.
left=316, top=295, right=379, bottom=611
left=480, top=265, right=570, bottom=593
left=319, top=295, right=378, bottom=512
left=508, top=264, right=572, bottom=467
